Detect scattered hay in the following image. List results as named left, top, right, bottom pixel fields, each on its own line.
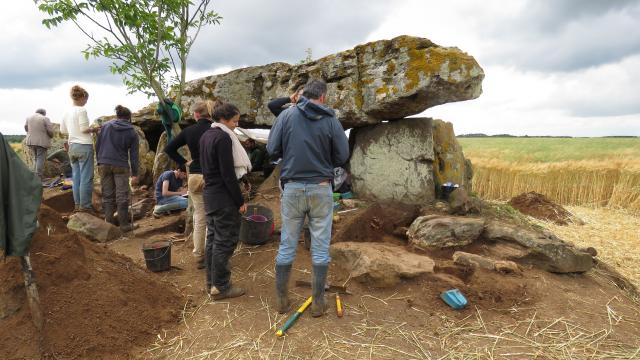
left=532, top=206, right=640, bottom=289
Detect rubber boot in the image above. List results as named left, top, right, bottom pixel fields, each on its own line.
left=311, top=264, right=329, bottom=317
left=117, top=203, right=135, bottom=232
left=275, top=264, right=292, bottom=314
left=103, top=204, right=117, bottom=226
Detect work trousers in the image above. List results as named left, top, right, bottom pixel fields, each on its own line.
left=276, top=182, right=333, bottom=266
left=188, top=174, right=207, bottom=257
left=98, top=164, right=130, bottom=214
left=68, top=143, right=94, bottom=209
left=204, top=203, right=241, bottom=293
left=29, top=145, right=47, bottom=179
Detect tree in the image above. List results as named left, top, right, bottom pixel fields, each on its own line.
left=36, top=0, right=221, bottom=106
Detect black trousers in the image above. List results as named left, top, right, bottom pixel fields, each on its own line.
left=205, top=205, right=241, bottom=292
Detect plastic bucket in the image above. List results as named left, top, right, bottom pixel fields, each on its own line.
left=240, top=205, right=274, bottom=245
left=142, top=241, right=172, bottom=272
left=440, top=183, right=459, bottom=200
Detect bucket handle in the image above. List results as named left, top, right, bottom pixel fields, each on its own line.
left=242, top=215, right=272, bottom=222
left=143, top=241, right=172, bottom=262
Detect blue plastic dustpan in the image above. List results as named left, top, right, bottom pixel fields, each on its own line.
left=441, top=289, right=468, bottom=309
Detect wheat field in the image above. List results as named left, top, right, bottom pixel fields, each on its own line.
left=458, top=138, right=640, bottom=212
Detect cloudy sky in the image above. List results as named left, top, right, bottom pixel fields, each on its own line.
left=1, top=0, right=639, bottom=136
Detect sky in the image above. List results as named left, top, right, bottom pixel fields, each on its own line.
left=1, top=0, right=639, bottom=137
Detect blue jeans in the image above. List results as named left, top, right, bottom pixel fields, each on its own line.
left=68, top=143, right=94, bottom=209
left=154, top=195, right=188, bottom=214
left=276, top=182, right=333, bottom=266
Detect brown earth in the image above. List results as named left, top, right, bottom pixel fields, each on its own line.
left=508, top=191, right=584, bottom=225
left=3, top=184, right=640, bottom=358
left=0, top=205, right=182, bottom=359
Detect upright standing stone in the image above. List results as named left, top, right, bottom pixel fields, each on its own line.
left=350, top=118, right=436, bottom=204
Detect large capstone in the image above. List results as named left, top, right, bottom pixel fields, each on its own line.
left=127, top=35, right=484, bottom=130
left=349, top=118, right=436, bottom=204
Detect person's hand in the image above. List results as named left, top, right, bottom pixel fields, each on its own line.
left=130, top=176, right=139, bottom=186
left=239, top=204, right=247, bottom=214
left=63, top=142, right=69, bottom=152
left=290, top=90, right=302, bottom=103
left=180, top=188, right=188, bottom=195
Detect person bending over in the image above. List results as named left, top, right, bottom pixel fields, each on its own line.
left=153, top=165, right=188, bottom=216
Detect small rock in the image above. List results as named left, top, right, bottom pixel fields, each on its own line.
left=448, top=187, right=480, bottom=215
left=67, top=212, right=122, bottom=242
left=330, top=242, right=435, bottom=287
left=407, top=215, right=485, bottom=249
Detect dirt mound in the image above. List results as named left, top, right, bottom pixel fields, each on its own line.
left=333, top=202, right=419, bottom=244
left=0, top=205, right=182, bottom=359
left=508, top=192, right=583, bottom=225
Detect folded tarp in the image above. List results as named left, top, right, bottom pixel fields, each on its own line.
left=0, top=132, right=42, bottom=256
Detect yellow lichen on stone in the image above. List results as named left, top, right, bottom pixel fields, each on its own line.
left=385, top=61, right=396, bottom=77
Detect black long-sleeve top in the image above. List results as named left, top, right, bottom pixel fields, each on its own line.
left=163, top=118, right=212, bottom=174
left=267, top=97, right=293, bottom=117
left=199, top=127, right=243, bottom=211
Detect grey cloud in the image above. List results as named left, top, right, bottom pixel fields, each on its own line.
left=480, top=0, right=640, bottom=72
left=188, top=0, right=388, bottom=70
left=1, top=1, right=387, bottom=89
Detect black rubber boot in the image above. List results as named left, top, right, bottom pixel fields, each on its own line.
left=275, top=264, right=292, bottom=314
left=311, top=264, right=329, bottom=317
left=103, top=204, right=117, bottom=226
left=117, top=204, right=135, bottom=232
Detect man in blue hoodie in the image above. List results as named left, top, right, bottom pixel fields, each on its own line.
left=95, top=105, right=139, bottom=232
left=267, top=79, right=350, bottom=317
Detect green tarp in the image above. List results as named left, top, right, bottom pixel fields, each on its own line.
left=0, top=133, right=42, bottom=256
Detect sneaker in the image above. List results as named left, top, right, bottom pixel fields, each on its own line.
left=153, top=211, right=168, bottom=219
left=211, top=286, right=245, bottom=300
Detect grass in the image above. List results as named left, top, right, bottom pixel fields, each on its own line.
left=458, top=137, right=640, bottom=163
left=458, top=138, right=640, bottom=212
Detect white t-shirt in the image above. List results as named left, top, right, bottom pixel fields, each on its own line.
left=60, top=106, right=93, bottom=145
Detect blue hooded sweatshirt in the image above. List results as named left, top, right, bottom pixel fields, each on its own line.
left=96, top=119, right=140, bottom=176
left=267, top=96, right=349, bottom=183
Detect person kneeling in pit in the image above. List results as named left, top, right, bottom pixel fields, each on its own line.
left=153, top=165, right=188, bottom=217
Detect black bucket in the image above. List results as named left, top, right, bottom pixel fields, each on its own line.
left=240, top=205, right=274, bottom=245
left=142, top=241, right=172, bottom=272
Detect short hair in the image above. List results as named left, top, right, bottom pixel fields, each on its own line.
left=114, top=105, right=132, bottom=120
left=192, top=101, right=208, bottom=116
left=212, top=103, right=240, bottom=121
left=302, top=79, right=327, bottom=100
left=177, top=164, right=187, bottom=173
left=35, top=109, right=46, bottom=116
left=70, top=85, right=89, bottom=101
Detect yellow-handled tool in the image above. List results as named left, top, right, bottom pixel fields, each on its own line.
left=336, top=293, right=344, bottom=318
left=276, top=296, right=313, bottom=337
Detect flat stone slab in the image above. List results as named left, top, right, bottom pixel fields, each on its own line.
left=330, top=242, right=435, bottom=287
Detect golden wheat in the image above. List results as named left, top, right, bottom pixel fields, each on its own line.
left=471, top=159, right=640, bottom=212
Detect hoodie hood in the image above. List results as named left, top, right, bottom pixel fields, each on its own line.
left=296, top=96, right=335, bottom=120
left=110, top=119, right=135, bottom=131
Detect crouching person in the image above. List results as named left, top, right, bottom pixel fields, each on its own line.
left=199, top=103, right=249, bottom=300
left=95, top=105, right=139, bottom=232
left=153, top=165, right=188, bottom=216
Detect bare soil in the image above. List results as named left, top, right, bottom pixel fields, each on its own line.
left=0, top=205, right=182, bottom=359
left=2, top=186, right=640, bottom=359
left=509, top=191, right=584, bottom=225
